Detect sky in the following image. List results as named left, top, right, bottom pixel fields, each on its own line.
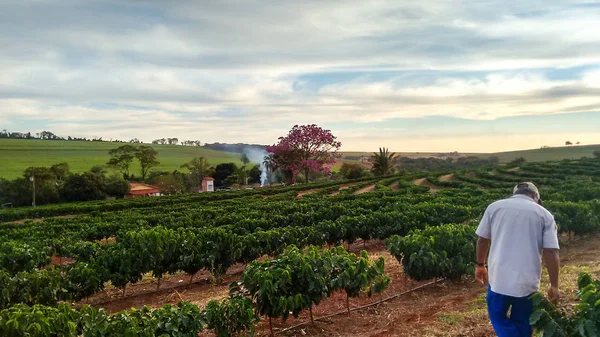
left=1, top=0, right=599, bottom=153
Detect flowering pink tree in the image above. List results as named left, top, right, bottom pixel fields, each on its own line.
left=267, top=124, right=342, bottom=184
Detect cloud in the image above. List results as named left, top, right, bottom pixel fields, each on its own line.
left=0, top=0, right=599, bottom=150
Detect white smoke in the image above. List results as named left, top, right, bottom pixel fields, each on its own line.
left=243, top=147, right=270, bottom=186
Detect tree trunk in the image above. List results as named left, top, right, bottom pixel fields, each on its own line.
left=309, top=305, right=314, bottom=326
left=346, top=294, right=351, bottom=314
left=269, top=316, right=274, bottom=337
left=122, top=285, right=126, bottom=299
left=189, top=273, right=194, bottom=286
left=157, top=276, right=161, bottom=291
left=305, top=169, right=309, bottom=184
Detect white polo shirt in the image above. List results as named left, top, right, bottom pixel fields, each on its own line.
left=476, top=194, right=560, bottom=297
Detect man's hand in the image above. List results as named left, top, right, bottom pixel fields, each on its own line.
left=475, top=237, right=490, bottom=285
left=547, top=286, right=559, bottom=303
left=475, top=266, right=488, bottom=284
left=543, top=249, right=560, bottom=304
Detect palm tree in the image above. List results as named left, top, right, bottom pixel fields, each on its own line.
left=262, top=154, right=274, bottom=171
left=371, top=147, right=398, bottom=176
left=241, top=153, right=250, bottom=166
left=262, top=154, right=276, bottom=185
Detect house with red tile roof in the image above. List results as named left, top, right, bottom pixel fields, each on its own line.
left=125, top=183, right=161, bottom=198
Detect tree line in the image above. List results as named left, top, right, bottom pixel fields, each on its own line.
left=151, top=138, right=202, bottom=146
left=0, top=163, right=130, bottom=207
left=0, top=129, right=135, bottom=143
left=335, top=148, right=503, bottom=180
left=0, top=129, right=204, bottom=146
left=0, top=147, right=270, bottom=208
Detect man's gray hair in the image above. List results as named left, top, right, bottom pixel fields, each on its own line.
left=513, top=182, right=540, bottom=202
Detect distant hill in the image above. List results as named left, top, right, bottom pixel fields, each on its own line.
left=340, top=144, right=600, bottom=164
left=481, top=144, right=600, bottom=163
left=1, top=138, right=598, bottom=180
left=202, top=142, right=266, bottom=153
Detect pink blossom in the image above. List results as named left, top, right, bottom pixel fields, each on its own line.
left=267, top=124, right=341, bottom=184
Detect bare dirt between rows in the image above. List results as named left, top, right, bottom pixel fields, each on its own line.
left=297, top=189, right=321, bottom=197
left=411, top=178, right=441, bottom=193
left=329, top=183, right=361, bottom=196
left=353, top=185, right=376, bottom=194
left=438, top=174, right=456, bottom=182
left=11, top=214, right=76, bottom=224
left=84, top=264, right=248, bottom=313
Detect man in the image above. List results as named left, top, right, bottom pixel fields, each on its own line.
left=475, top=182, right=560, bottom=337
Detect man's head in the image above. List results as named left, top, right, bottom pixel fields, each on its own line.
left=513, top=182, right=541, bottom=203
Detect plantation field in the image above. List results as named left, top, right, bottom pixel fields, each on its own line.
left=0, top=158, right=599, bottom=336
left=0, top=139, right=244, bottom=179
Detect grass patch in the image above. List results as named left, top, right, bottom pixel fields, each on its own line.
left=435, top=293, right=488, bottom=327
left=0, top=139, right=245, bottom=179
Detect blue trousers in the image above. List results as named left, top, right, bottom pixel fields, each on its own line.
left=486, top=286, right=533, bottom=337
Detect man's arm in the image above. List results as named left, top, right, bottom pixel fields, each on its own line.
left=475, top=236, right=490, bottom=283
left=543, top=248, right=560, bottom=302
left=476, top=236, right=490, bottom=265
left=541, top=210, right=560, bottom=302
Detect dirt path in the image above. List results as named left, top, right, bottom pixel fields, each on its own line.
left=11, top=214, right=76, bottom=224
left=353, top=184, right=376, bottom=194
left=438, top=174, right=456, bottom=182
left=339, top=182, right=360, bottom=190
left=330, top=183, right=361, bottom=196
left=297, top=189, right=321, bottom=197
left=412, top=178, right=441, bottom=193
left=86, top=266, right=245, bottom=313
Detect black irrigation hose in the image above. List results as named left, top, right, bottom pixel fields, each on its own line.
left=275, top=278, right=443, bottom=335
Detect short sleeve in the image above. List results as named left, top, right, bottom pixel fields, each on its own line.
left=542, top=212, right=560, bottom=249
left=476, top=207, right=492, bottom=239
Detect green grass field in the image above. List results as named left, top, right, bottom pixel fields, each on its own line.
left=480, top=144, right=600, bottom=163
left=1, top=139, right=599, bottom=179
left=0, top=139, right=244, bottom=179
left=340, top=145, right=600, bottom=164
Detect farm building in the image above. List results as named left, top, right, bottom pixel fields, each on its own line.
left=125, top=183, right=161, bottom=198
left=201, top=177, right=215, bottom=192
left=191, top=177, right=215, bottom=193
left=360, top=156, right=373, bottom=164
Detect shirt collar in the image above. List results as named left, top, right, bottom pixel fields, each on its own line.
left=511, top=194, right=536, bottom=202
